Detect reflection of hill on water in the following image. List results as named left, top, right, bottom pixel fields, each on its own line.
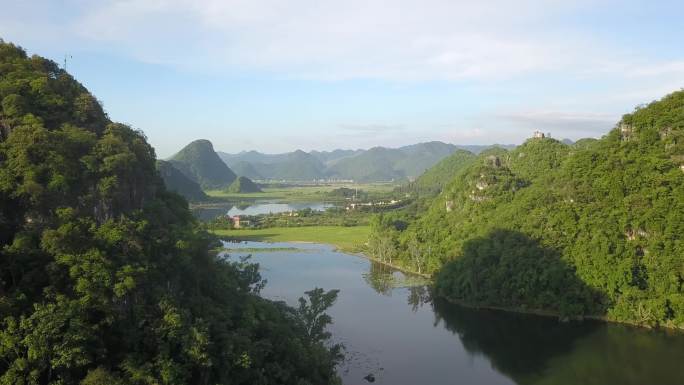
left=191, top=204, right=234, bottom=221
left=362, top=261, right=430, bottom=297
left=432, top=299, right=684, bottom=385
left=432, top=298, right=597, bottom=383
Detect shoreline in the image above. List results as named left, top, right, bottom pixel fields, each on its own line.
left=214, top=230, right=431, bottom=279
left=215, top=231, right=683, bottom=332
left=356, top=252, right=433, bottom=279
left=439, top=296, right=684, bottom=332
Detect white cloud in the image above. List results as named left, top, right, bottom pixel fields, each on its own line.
left=3, top=0, right=683, bottom=85
left=59, top=0, right=596, bottom=80
left=2, top=0, right=683, bottom=153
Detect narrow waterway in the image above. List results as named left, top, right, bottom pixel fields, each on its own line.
left=221, top=240, right=684, bottom=385
left=193, top=201, right=334, bottom=221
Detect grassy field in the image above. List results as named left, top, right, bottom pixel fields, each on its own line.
left=205, top=182, right=397, bottom=202
left=211, top=226, right=371, bottom=253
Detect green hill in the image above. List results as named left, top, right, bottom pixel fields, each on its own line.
left=156, top=160, right=208, bottom=201
left=229, top=160, right=264, bottom=179
left=220, top=149, right=327, bottom=180
left=394, top=141, right=463, bottom=177
left=328, top=146, right=406, bottom=181
left=226, top=176, right=262, bottom=193
left=405, top=149, right=477, bottom=196
left=310, top=148, right=364, bottom=165
left=0, top=39, right=341, bottom=384
left=327, top=142, right=474, bottom=182
left=369, top=90, right=684, bottom=328
left=264, top=150, right=327, bottom=180
left=170, top=139, right=236, bottom=189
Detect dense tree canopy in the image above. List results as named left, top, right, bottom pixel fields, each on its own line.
left=370, top=91, right=684, bottom=328
left=156, top=160, right=208, bottom=202
left=400, top=149, right=476, bottom=197
left=0, top=40, right=342, bottom=384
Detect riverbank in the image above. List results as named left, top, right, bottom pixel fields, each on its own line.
left=362, top=254, right=433, bottom=279
left=212, top=226, right=683, bottom=331
left=211, top=225, right=371, bottom=253
left=205, top=182, right=397, bottom=203
left=212, top=225, right=434, bottom=281
left=439, top=296, right=684, bottom=332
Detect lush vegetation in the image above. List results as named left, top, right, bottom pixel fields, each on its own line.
left=327, top=142, right=453, bottom=182
left=156, top=160, right=208, bottom=202
left=225, top=176, right=262, bottom=193
left=230, top=207, right=370, bottom=228
left=399, top=149, right=476, bottom=197
left=326, top=187, right=367, bottom=200
left=170, top=139, right=236, bottom=189
left=0, top=40, right=343, bottom=384
left=369, top=91, right=684, bottom=327
left=212, top=226, right=371, bottom=253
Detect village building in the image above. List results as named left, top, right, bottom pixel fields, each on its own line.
left=231, top=215, right=251, bottom=229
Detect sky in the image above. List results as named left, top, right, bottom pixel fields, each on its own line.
left=1, top=0, right=683, bottom=157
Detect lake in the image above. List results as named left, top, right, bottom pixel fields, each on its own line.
left=220, top=241, right=684, bottom=385
left=193, top=201, right=334, bottom=221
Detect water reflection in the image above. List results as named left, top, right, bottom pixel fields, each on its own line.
left=432, top=298, right=684, bottom=385
left=362, top=262, right=396, bottom=296
left=191, top=204, right=234, bottom=221
left=224, top=240, right=684, bottom=385
left=407, top=286, right=430, bottom=312
left=192, top=201, right=333, bottom=221
left=362, top=261, right=430, bottom=303
left=227, top=201, right=333, bottom=216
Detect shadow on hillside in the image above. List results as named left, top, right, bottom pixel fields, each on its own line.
left=429, top=228, right=612, bottom=382
left=434, top=228, right=608, bottom=318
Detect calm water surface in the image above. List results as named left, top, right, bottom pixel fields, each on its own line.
left=226, top=201, right=333, bottom=216
left=193, top=201, right=333, bottom=221
left=221, top=241, right=684, bottom=385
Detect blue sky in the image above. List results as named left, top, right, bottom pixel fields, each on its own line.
left=1, top=0, right=683, bottom=157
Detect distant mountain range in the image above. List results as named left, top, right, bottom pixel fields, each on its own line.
left=218, top=142, right=515, bottom=182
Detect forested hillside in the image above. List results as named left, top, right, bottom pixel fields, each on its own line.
left=262, top=150, right=327, bottom=180
left=369, top=91, right=684, bottom=328
left=401, top=149, right=477, bottom=197
left=156, top=160, right=208, bottom=202
left=327, top=146, right=406, bottom=181
left=170, top=139, right=237, bottom=189
left=0, top=40, right=341, bottom=384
